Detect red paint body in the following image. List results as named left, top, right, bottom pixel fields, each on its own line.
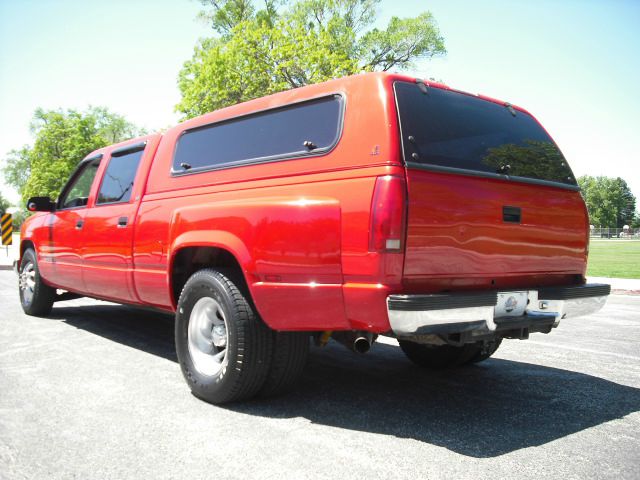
left=21, top=73, right=589, bottom=333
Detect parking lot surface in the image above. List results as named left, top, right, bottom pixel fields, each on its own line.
left=1, top=270, right=639, bottom=479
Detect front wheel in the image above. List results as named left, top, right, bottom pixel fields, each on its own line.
left=19, top=248, right=55, bottom=316
left=175, top=269, right=273, bottom=404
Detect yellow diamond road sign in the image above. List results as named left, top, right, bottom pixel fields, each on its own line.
left=1, top=213, right=12, bottom=246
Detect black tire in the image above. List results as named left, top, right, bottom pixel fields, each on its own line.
left=175, top=269, right=273, bottom=404
left=18, top=248, right=55, bottom=316
left=398, top=340, right=482, bottom=369
left=259, top=332, right=309, bottom=398
left=467, top=338, right=502, bottom=364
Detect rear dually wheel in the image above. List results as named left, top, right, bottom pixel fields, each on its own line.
left=398, top=338, right=502, bottom=369
left=175, top=269, right=274, bottom=404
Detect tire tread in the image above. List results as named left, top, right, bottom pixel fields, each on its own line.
left=259, top=332, right=309, bottom=398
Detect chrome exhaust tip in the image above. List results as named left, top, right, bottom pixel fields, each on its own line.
left=332, top=331, right=374, bottom=354
left=353, top=335, right=372, bottom=354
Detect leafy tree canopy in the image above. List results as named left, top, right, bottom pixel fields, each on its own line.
left=578, top=175, right=636, bottom=228
left=0, top=192, right=10, bottom=214
left=482, top=140, right=574, bottom=184
left=177, top=0, right=446, bottom=118
left=2, top=107, right=144, bottom=206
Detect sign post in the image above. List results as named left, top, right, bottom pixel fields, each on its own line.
left=1, top=213, right=12, bottom=256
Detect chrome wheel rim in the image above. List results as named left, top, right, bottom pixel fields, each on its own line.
left=187, top=297, right=229, bottom=376
left=19, top=262, right=36, bottom=306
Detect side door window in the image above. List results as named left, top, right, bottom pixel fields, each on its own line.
left=59, top=160, right=101, bottom=209
left=96, top=149, right=144, bottom=204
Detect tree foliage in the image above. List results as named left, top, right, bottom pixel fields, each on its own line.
left=578, top=176, right=637, bottom=228
left=7, top=208, right=29, bottom=229
left=482, top=140, right=574, bottom=183
left=0, top=192, right=10, bottom=214
left=177, top=0, right=446, bottom=118
left=2, top=107, right=144, bottom=205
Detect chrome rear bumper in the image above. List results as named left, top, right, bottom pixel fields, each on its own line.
left=387, top=284, right=610, bottom=337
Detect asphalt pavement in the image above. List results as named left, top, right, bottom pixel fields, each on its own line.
left=0, top=270, right=639, bottom=480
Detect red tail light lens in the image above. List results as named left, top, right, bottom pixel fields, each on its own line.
left=369, top=175, right=407, bottom=252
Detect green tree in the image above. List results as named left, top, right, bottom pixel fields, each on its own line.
left=3, top=146, right=31, bottom=197
left=2, top=107, right=144, bottom=205
left=8, top=208, right=29, bottom=229
left=578, top=176, right=637, bottom=228
left=177, top=0, right=446, bottom=118
left=0, top=192, right=10, bottom=214
left=482, top=140, right=574, bottom=183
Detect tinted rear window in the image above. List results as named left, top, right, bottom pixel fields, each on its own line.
left=173, top=95, right=343, bottom=174
left=394, top=82, right=576, bottom=186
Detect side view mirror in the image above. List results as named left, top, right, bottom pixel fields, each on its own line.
left=27, top=196, right=56, bottom=212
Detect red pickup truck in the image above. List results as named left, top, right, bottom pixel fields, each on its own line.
left=18, top=72, right=609, bottom=403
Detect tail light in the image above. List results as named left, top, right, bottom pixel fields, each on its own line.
left=369, top=175, right=407, bottom=252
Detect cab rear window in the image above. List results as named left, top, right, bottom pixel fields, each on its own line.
left=394, top=81, right=577, bottom=186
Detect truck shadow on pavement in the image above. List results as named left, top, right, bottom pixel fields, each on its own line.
left=52, top=303, right=178, bottom=362
left=54, top=303, right=640, bottom=458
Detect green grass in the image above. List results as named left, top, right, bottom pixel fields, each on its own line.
left=587, top=240, right=640, bottom=279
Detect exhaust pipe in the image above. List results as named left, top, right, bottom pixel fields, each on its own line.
left=353, top=334, right=372, bottom=354
left=332, top=331, right=374, bottom=354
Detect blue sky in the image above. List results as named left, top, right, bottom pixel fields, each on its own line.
left=1, top=0, right=639, bottom=204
